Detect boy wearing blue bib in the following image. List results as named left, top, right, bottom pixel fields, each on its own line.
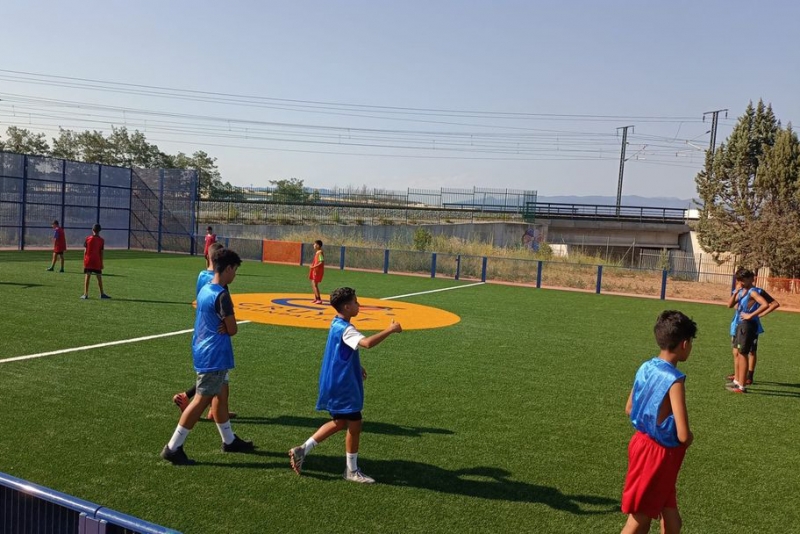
left=621, top=311, right=697, bottom=534
left=289, top=287, right=402, bottom=484
left=725, top=268, right=779, bottom=390
left=161, top=249, right=253, bottom=465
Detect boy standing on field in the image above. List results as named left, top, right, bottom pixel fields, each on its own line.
left=621, top=310, right=697, bottom=534
left=309, top=240, right=325, bottom=304
left=161, top=248, right=253, bottom=465
left=47, top=220, right=66, bottom=272
left=203, top=226, right=217, bottom=262
left=289, top=287, right=402, bottom=483
left=725, top=268, right=780, bottom=389
left=81, top=224, right=109, bottom=300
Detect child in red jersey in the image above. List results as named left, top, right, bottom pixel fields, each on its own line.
left=309, top=240, right=325, bottom=304
left=81, top=224, right=110, bottom=300
left=203, top=226, right=217, bottom=262
left=47, top=220, right=67, bottom=272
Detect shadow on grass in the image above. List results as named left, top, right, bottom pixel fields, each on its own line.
left=0, top=282, right=47, bottom=289
left=201, top=451, right=617, bottom=514
left=232, top=415, right=455, bottom=438
left=112, top=298, right=191, bottom=306
left=755, top=381, right=800, bottom=389
left=747, top=388, right=800, bottom=399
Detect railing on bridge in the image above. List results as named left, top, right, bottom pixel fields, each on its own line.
left=523, top=202, right=688, bottom=223
left=0, top=471, right=180, bottom=534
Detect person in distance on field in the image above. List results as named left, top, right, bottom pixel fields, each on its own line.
left=80, top=224, right=110, bottom=300
left=47, top=220, right=66, bottom=272
left=725, top=268, right=779, bottom=389
left=621, top=310, right=697, bottom=534
left=309, top=240, right=325, bottom=304
left=203, top=226, right=217, bottom=263
left=289, top=287, right=402, bottom=484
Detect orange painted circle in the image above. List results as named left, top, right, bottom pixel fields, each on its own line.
left=228, top=293, right=460, bottom=330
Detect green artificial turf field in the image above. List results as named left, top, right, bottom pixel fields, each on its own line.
left=1, top=249, right=799, bottom=533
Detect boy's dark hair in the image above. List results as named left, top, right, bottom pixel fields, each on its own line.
left=735, top=267, right=755, bottom=281
left=208, top=242, right=225, bottom=262
left=330, top=287, right=356, bottom=312
left=207, top=226, right=213, bottom=233
left=654, top=310, right=698, bottom=351
left=314, top=240, right=323, bottom=248
left=214, top=248, right=242, bottom=273
left=92, top=224, right=102, bottom=233
left=52, top=220, right=59, bottom=226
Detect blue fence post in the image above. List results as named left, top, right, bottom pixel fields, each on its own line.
left=189, top=170, right=197, bottom=256
left=481, top=256, right=488, bottom=282
left=96, top=164, right=102, bottom=225
left=596, top=265, right=603, bottom=294
left=225, top=237, right=230, bottom=248
left=127, top=168, right=133, bottom=251
left=300, top=243, right=305, bottom=266
left=19, top=155, right=27, bottom=250
left=536, top=260, right=543, bottom=288
left=157, top=169, right=164, bottom=253
left=60, top=160, right=66, bottom=231
left=455, top=254, right=461, bottom=280
left=340, top=246, right=346, bottom=270
left=661, top=270, right=668, bottom=300
left=260, top=239, right=265, bottom=263
left=431, top=253, right=437, bottom=278
left=384, top=249, right=390, bottom=274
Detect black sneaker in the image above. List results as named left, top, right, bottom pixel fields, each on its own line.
left=160, top=445, right=195, bottom=465
left=222, top=435, right=255, bottom=453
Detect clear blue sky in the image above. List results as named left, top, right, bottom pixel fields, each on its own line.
left=1, top=0, right=798, bottom=200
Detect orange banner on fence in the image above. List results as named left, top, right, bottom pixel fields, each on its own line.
left=262, top=240, right=302, bottom=264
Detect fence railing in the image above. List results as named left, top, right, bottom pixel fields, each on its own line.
left=0, top=471, right=180, bottom=534
left=524, top=202, right=688, bottom=223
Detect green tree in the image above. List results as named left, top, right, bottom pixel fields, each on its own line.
left=0, top=126, right=50, bottom=155
left=50, top=128, right=82, bottom=160
left=270, top=178, right=309, bottom=202
left=695, top=100, right=779, bottom=265
left=696, top=101, right=800, bottom=277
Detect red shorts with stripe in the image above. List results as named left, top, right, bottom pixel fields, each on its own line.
left=621, top=431, right=687, bottom=519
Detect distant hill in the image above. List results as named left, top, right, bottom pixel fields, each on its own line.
left=537, top=195, right=694, bottom=209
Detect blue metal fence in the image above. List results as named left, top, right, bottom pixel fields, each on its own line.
left=0, top=471, right=181, bottom=533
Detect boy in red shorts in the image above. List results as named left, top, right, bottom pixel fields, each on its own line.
left=47, top=220, right=66, bottom=272
left=81, top=224, right=110, bottom=300
left=621, top=310, right=697, bottom=534
left=203, top=226, right=217, bottom=262
left=309, top=240, right=325, bottom=304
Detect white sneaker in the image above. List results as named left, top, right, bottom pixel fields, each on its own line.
left=343, top=468, right=375, bottom=484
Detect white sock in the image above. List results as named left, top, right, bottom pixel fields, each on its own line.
left=346, top=452, right=358, bottom=472
left=216, top=421, right=235, bottom=445
left=167, top=425, right=190, bottom=451
left=303, top=437, right=318, bottom=455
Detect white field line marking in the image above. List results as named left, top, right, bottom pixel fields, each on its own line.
left=380, top=281, right=485, bottom=300
left=5, top=281, right=483, bottom=364
left=0, top=321, right=251, bottom=364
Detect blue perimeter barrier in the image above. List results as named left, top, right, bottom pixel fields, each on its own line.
left=0, top=471, right=181, bottom=534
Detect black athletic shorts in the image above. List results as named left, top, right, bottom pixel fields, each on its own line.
left=84, top=268, right=102, bottom=275
left=734, top=320, right=759, bottom=356
left=331, top=411, right=362, bottom=421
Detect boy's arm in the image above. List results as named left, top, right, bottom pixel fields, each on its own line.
left=217, top=291, right=238, bottom=336
left=358, top=320, right=402, bottom=349
left=668, top=379, right=693, bottom=446
left=756, top=292, right=780, bottom=318
left=727, top=286, right=742, bottom=308
left=625, top=388, right=633, bottom=416
left=740, top=291, right=768, bottom=320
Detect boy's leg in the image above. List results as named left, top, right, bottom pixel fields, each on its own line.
left=83, top=274, right=90, bottom=296
left=96, top=274, right=105, bottom=294
left=345, top=419, right=362, bottom=454
left=208, top=374, right=252, bottom=451
left=343, top=417, right=373, bottom=483
left=289, top=418, right=347, bottom=475
left=620, top=513, right=651, bottom=534
left=48, top=252, right=56, bottom=270
left=736, top=352, right=748, bottom=390
left=660, top=508, right=682, bottom=534
left=210, top=382, right=230, bottom=424
left=59, top=253, right=64, bottom=270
